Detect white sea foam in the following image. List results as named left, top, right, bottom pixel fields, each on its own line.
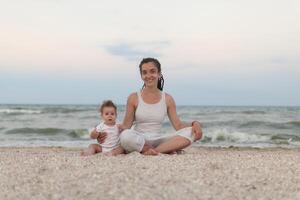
left=0, top=109, right=41, bottom=114
left=204, top=128, right=270, bottom=143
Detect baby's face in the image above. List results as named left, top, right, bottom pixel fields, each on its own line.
left=101, top=106, right=116, bottom=125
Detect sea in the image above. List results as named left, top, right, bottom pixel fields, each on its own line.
left=0, top=104, right=299, bottom=148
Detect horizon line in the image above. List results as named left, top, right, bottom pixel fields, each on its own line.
left=0, top=103, right=299, bottom=107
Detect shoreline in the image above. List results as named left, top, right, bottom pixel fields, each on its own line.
left=1, top=147, right=299, bottom=199
left=1, top=145, right=300, bottom=151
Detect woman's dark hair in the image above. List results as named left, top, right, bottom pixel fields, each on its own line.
left=139, top=58, right=164, bottom=91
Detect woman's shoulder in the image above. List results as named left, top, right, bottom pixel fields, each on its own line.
left=164, top=92, right=176, bottom=106
left=127, top=92, right=138, bottom=106
left=128, top=92, right=138, bottom=99
left=164, top=92, right=172, bottom=98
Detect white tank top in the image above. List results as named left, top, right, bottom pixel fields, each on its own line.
left=133, top=90, right=167, bottom=134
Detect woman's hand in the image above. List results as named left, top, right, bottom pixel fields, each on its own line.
left=192, top=121, right=203, bottom=141
left=97, top=132, right=107, bottom=144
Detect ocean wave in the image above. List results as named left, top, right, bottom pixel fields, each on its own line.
left=240, top=111, right=266, bottom=114
left=5, top=128, right=89, bottom=139
left=202, top=120, right=287, bottom=130
left=0, top=107, right=94, bottom=115
left=271, top=134, right=300, bottom=141
left=201, top=129, right=270, bottom=143
left=200, top=129, right=300, bottom=145
left=238, top=121, right=296, bottom=129
left=197, top=110, right=267, bottom=115
left=0, top=109, right=42, bottom=114
left=286, top=121, right=300, bottom=127
left=42, top=107, right=93, bottom=114
left=79, top=115, right=98, bottom=119
left=202, top=120, right=238, bottom=127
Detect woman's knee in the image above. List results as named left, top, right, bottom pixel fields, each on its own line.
left=176, top=127, right=194, bottom=143
left=120, top=130, right=135, bottom=148
left=120, top=130, right=144, bottom=152
left=120, top=129, right=133, bottom=143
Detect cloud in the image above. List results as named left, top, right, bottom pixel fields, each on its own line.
left=104, top=41, right=170, bottom=61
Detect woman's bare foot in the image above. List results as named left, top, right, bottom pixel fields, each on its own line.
left=176, top=149, right=185, bottom=154
left=168, top=149, right=185, bottom=155
left=142, top=148, right=159, bottom=156
left=169, top=151, right=177, bottom=155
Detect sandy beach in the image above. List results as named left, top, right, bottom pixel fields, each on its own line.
left=0, top=147, right=299, bottom=200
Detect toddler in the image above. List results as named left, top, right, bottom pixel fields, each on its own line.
left=81, top=100, right=124, bottom=156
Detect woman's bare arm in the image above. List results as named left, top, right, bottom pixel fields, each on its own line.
left=166, top=94, right=190, bottom=131
left=166, top=93, right=203, bottom=141
left=120, top=93, right=137, bottom=130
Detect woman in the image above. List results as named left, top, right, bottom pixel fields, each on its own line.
left=99, top=58, right=202, bottom=155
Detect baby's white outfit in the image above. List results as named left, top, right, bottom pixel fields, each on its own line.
left=94, top=122, right=120, bottom=153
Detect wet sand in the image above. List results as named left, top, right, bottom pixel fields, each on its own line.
left=0, top=147, right=299, bottom=200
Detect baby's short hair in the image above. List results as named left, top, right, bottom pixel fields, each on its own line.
left=99, top=100, right=117, bottom=114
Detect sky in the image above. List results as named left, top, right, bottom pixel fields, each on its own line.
left=0, top=0, right=299, bottom=106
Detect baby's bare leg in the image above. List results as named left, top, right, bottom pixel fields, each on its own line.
left=80, top=144, right=102, bottom=156
left=104, top=146, right=124, bottom=156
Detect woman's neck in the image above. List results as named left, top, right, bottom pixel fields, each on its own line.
left=142, top=86, right=160, bottom=94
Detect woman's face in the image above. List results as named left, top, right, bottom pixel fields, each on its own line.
left=140, top=62, right=161, bottom=88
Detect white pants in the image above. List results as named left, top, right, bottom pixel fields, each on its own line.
left=120, top=127, right=194, bottom=153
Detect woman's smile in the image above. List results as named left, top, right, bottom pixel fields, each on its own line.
left=146, top=78, right=154, bottom=82
left=145, top=78, right=157, bottom=85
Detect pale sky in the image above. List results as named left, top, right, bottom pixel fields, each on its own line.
left=0, top=0, right=299, bottom=105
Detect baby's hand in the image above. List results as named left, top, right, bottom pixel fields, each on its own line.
left=90, top=128, right=99, bottom=139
